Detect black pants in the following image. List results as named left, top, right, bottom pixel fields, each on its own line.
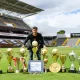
left=29, top=48, right=41, bottom=60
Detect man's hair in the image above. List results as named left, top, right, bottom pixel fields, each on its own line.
left=32, top=26, right=38, bottom=30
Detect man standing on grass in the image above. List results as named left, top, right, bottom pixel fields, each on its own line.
left=22, top=27, right=45, bottom=60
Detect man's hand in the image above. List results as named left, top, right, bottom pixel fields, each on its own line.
left=43, top=45, right=46, bottom=48
left=22, top=45, right=25, bottom=48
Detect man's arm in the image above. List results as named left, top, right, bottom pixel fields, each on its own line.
left=22, top=34, right=30, bottom=47
left=40, top=33, right=45, bottom=46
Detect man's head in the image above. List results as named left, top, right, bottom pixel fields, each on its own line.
left=32, top=27, right=38, bottom=36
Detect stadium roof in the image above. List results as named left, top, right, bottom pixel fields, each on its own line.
left=0, top=0, right=43, bottom=18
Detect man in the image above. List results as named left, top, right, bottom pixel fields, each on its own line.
left=22, top=27, right=45, bottom=60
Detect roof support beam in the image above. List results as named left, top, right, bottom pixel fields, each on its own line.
left=0, top=0, right=43, bottom=18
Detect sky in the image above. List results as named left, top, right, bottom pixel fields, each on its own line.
left=20, top=0, right=80, bottom=36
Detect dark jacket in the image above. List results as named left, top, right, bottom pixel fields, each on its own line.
left=24, top=33, right=45, bottom=50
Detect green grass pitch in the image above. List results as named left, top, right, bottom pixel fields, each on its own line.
left=0, top=47, right=80, bottom=80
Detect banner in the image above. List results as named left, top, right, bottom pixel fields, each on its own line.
left=71, top=33, right=80, bottom=37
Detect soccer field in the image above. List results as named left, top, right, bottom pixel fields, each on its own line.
left=0, top=47, right=80, bottom=80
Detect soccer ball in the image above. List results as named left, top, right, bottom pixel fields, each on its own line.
left=7, top=48, right=12, bottom=52
left=32, top=41, right=38, bottom=47
left=52, top=48, right=58, bottom=54
left=20, top=48, right=26, bottom=53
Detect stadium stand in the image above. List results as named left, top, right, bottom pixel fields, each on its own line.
left=75, top=39, right=80, bottom=46
left=1, top=16, right=11, bottom=23
left=44, top=40, right=53, bottom=46
left=55, top=38, right=67, bottom=46
left=0, top=17, right=6, bottom=26
left=44, top=36, right=57, bottom=47
left=0, top=16, right=31, bottom=30
left=1, top=0, right=80, bottom=48
left=51, top=38, right=80, bottom=47
left=65, top=38, right=79, bottom=47
left=0, top=0, right=43, bottom=48
left=62, top=38, right=69, bottom=46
